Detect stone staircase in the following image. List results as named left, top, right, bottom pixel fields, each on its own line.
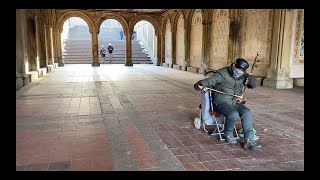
left=63, top=25, right=152, bottom=64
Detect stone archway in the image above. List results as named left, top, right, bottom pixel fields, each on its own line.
left=129, top=15, right=160, bottom=36
left=129, top=15, right=161, bottom=65
left=56, top=11, right=95, bottom=34
left=96, top=13, right=129, bottom=35
left=55, top=11, right=96, bottom=66
left=97, top=14, right=129, bottom=64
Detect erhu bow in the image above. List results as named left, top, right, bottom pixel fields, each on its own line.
left=235, top=52, right=260, bottom=104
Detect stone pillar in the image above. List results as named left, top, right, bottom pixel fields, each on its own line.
left=27, top=15, right=38, bottom=72
left=16, top=9, right=30, bottom=85
left=156, top=34, right=161, bottom=66
left=183, top=27, right=191, bottom=70
left=34, top=15, right=41, bottom=70
left=160, top=32, right=165, bottom=65
left=125, top=30, right=133, bottom=66
left=37, top=11, right=47, bottom=68
left=91, top=31, right=100, bottom=66
left=45, top=25, right=53, bottom=65
left=171, top=28, right=177, bottom=65
left=52, top=28, right=59, bottom=64
left=263, top=9, right=294, bottom=89
left=199, top=22, right=211, bottom=74
left=56, top=30, right=64, bottom=67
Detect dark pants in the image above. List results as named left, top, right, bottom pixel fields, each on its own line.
left=214, top=102, right=254, bottom=140
left=109, top=53, right=113, bottom=61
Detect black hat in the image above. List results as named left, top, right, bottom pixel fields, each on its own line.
left=235, top=58, right=249, bottom=69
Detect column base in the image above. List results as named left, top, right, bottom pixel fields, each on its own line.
left=39, top=67, right=47, bottom=76
left=92, top=62, right=100, bottom=67
left=263, top=77, right=293, bottom=89
left=22, top=74, right=30, bottom=86
left=16, top=77, right=23, bottom=91
left=198, top=67, right=206, bottom=75
left=125, top=62, right=133, bottom=66
left=293, top=78, right=304, bottom=86
left=181, top=65, right=188, bottom=71
left=26, top=71, right=39, bottom=82
left=47, top=64, right=54, bottom=72
left=173, top=64, right=182, bottom=70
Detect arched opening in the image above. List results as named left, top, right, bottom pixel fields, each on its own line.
left=61, top=17, right=92, bottom=64
left=98, top=19, right=125, bottom=64
left=133, top=21, right=157, bottom=64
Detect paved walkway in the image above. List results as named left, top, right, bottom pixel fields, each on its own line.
left=16, top=64, right=304, bottom=171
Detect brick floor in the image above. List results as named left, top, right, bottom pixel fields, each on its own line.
left=16, top=64, right=304, bottom=171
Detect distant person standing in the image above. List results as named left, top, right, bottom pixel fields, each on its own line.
left=99, top=45, right=106, bottom=63
left=107, top=43, right=114, bottom=62
left=120, top=30, right=124, bottom=40
left=132, top=31, right=136, bottom=40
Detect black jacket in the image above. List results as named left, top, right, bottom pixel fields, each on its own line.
left=108, top=46, right=114, bottom=53
left=200, top=66, right=257, bottom=105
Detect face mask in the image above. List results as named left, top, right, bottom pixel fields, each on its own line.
left=233, top=67, right=244, bottom=78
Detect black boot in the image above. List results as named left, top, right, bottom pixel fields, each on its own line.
left=224, top=132, right=237, bottom=144
left=243, top=139, right=262, bottom=151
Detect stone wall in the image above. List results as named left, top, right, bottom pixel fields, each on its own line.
left=189, top=9, right=202, bottom=68
left=176, top=14, right=185, bottom=67
left=210, top=9, right=230, bottom=70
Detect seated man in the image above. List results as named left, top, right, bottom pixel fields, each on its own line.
left=194, top=58, right=262, bottom=151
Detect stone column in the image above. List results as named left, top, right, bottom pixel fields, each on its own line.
left=199, top=22, right=211, bottom=74
left=52, top=28, right=59, bottom=64
left=34, top=15, right=41, bottom=70
left=125, top=30, right=133, bottom=66
left=16, top=9, right=30, bottom=85
left=91, top=31, right=100, bottom=66
left=183, top=26, right=191, bottom=70
left=160, top=32, right=165, bottom=65
left=156, top=34, right=161, bottom=66
left=56, top=30, right=64, bottom=67
left=171, top=28, right=177, bottom=65
left=26, top=14, right=38, bottom=72
left=263, top=9, right=294, bottom=89
left=37, top=12, right=47, bottom=68
left=45, top=25, right=53, bottom=65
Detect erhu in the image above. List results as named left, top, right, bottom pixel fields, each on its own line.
left=235, top=52, right=260, bottom=104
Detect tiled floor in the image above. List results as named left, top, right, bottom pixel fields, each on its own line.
left=16, top=64, right=304, bottom=171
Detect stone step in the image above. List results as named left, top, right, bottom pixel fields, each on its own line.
left=64, top=60, right=153, bottom=64
left=64, top=40, right=140, bottom=44
left=63, top=55, right=149, bottom=59
left=63, top=51, right=148, bottom=55
left=63, top=29, right=149, bottom=64
left=64, top=57, right=151, bottom=61
left=63, top=46, right=143, bottom=52
left=64, top=43, right=141, bottom=47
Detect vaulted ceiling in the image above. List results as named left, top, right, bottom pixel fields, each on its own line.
left=89, top=9, right=168, bottom=14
